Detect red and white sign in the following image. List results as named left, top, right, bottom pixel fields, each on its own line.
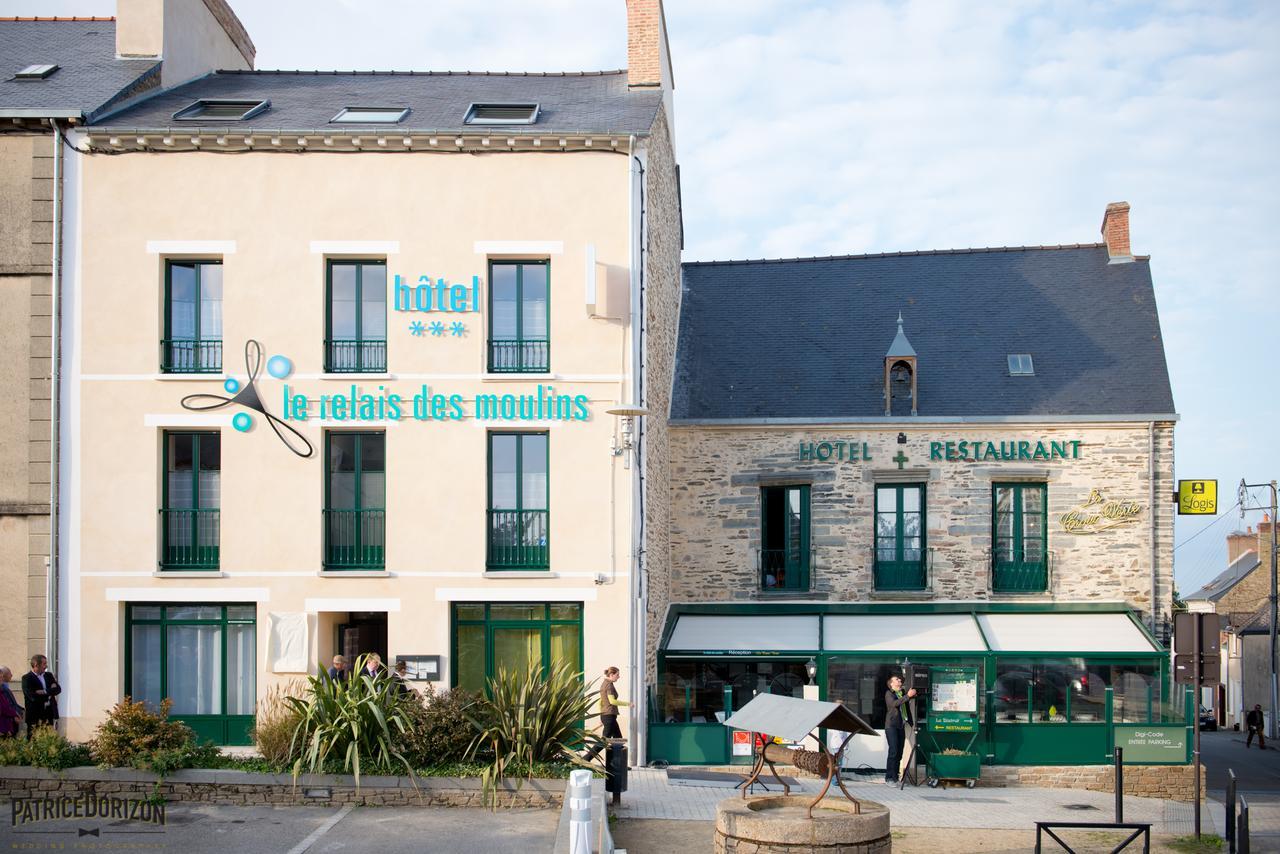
left=731, top=730, right=752, bottom=756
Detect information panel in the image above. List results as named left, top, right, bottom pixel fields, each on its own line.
left=928, top=666, right=979, bottom=733
left=1114, top=725, right=1189, bottom=764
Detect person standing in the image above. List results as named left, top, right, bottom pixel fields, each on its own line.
left=327, top=655, right=349, bottom=682
left=361, top=653, right=385, bottom=681
left=21, top=655, right=60, bottom=737
left=1246, top=704, right=1267, bottom=749
left=392, top=660, right=411, bottom=696
left=0, top=667, right=23, bottom=738
left=584, top=667, right=628, bottom=760
left=883, top=674, right=916, bottom=785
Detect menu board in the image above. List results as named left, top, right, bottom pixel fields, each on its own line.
left=928, top=666, right=979, bottom=733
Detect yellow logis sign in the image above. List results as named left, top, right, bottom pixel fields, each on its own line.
left=1177, top=480, right=1218, bottom=515
left=1060, top=489, right=1143, bottom=534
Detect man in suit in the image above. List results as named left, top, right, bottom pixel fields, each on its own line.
left=326, top=655, right=349, bottom=682
left=21, top=655, right=60, bottom=737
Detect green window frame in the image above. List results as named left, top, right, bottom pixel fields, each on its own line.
left=487, top=432, right=549, bottom=570
left=760, top=485, right=810, bottom=591
left=325, top=259, right=387, bottom=373
left=160, top=431, right=220, bottom=570
left=874, top=483, right=926, bottom=590
left=992, top=483, right=1048, bottom=592
left=162, top=260, right=222, bottom=373
left=487, top=260, right=550, bottom=373
left=323, top=431, right=386, bottom=570
left=451, top=602, right=583, bottom=694
left=124, top=603, right=256, bottom=745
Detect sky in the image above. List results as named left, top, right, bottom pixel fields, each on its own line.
left=6, top=0, right=1278, bottom=594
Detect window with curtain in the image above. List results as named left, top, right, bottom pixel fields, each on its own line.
left=324, top=432, right=385, bottom=569
left=488, top=261, right=550, bottom=372
left=487, top=433, right=549, bottom=569
left=326, top=260, right=387, bottom=372
left=161, top=432, right=220, bottom=570
left=451, top=602, right=581, bottom=692
left=992, top=483, right=1047, bottom=592
left=163, top=260, right=222, bottom=372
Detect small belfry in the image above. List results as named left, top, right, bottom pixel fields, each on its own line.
left=884, top=312, right=918, bottom=416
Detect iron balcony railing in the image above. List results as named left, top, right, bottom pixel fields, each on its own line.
left=325, top=339, right=387, bottom=373
left=323, top=508, right=386, bottom=569
left=160, top=338, right=222, bottom=373
left=872, top=544, right=933, bottom=591
left=487, top=509, right=549, bottom=570
left=488, top=339, right=550, bottom=373
left=159, top=508, right=220, bottom=570
left=759, top=547, right=809, bottom=591
left=990, top=549, right=1054, bottom=593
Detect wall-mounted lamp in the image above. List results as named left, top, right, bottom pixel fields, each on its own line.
left=606, top=405, right=649, bottom=469
left=805, top=657, right=818, bottom=686
left=897, top=432, right=907, bottom=445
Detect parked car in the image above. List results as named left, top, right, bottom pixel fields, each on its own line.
left=1200, top=707, right=1218, bottom=732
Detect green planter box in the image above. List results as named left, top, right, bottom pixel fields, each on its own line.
left=928, top=752, right=980, bottom=781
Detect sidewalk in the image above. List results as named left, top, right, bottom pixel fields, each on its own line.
left=617, top=767, right=1210, bottom=835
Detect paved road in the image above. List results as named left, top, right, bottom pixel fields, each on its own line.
left=0, top=803, right=560, bottom=854
left=1199, top=727, right=1280, bottom=790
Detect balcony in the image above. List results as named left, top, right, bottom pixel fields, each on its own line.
left=325, top=339, right=387, bottom=373
left=759, top=546, right=809, bottom=591
left=487, top=339, right=550, bottom=373
left=160, top=508, right=220, bottom=570
left=487, top=509, right=549, bottom=570
left=160, top=339, right=222, bottom=374
left=323, top=508, right=385, bottom=569
left=991, top=551, right=1053, bottom=593
left=873, top=545, right=932, bottom=591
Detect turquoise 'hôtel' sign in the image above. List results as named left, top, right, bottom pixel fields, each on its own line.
left=798, top=439, right=1083, bottom=463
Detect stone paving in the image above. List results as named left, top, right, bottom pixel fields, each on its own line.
left=617, top=767, right=1218, bottom=835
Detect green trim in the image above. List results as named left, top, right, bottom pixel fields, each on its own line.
left=124, top=603, right=255, bottom=746
left=760, top=484, right=810, bottom=591
left=486, top=432, right=550, bottom=570
left=487, top=260, right=550, bottom=373
left=323, top=431, right=386, bottom=570
left=159, top=431, right=220, bottom=570
left=325, top=259, right=388, bottom=373
left=992, top=482, right=1048, bottom=592
left=162, top=260, right=222, bottom=373
left=874, top=482, right=927, bottom=590
left=449, top=602, right=584, bottom=691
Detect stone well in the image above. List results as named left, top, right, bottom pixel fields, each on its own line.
left=715, top=795, right=891, bottom=853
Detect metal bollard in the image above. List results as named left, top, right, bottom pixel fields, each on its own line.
left=1227, top=769, right=1237, bottom=854
left=1238, top=796, right=1250, bottom=854
left=1114, top=747, right=1123, bottom=823
left=568, top=768, right=592, bottom=854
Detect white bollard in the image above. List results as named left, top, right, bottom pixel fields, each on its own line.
left=568, top=769, right=593, bottom=854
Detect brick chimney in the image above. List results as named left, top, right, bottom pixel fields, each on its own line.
left=1101, top=201, right=1133, bottom=263
left=1227, top=526, right=1257, bottom=565
left=117, top=0, right=254, bottom=86
left=626, top=0, right=673, bottom=90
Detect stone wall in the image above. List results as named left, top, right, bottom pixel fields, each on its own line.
left=981, top=763, right=1205, bottom=801
left=0, top=767, right=563, bottom=809
left=640, top=103, right=681, bottom=681
left=668, top=423, right=1174, bottom=632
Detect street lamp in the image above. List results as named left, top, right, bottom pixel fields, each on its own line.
left=805, top=657, right=818, bottom=686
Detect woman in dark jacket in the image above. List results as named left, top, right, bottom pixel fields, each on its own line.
left=0, top=667, right=23, bottom=737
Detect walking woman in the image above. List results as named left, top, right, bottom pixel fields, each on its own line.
left=584, top=666, right=628, bottom=760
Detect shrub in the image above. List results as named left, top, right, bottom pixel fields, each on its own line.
left=0, top=737, right=25, bottom=766
left=252, top=682, right=306, bottom=768
left=91, top=697, right=201, bottom=769
left=140, top=741, right=219, bottom=776
left=399, top=686, right=479, bottom=768
left=285, top=654, right=416, bottom=788
left=23, top=726, right=92, bottom=771
left=466, top=660, right=599, bottom=807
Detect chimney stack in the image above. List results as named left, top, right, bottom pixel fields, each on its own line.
left=625, top=0, right=673, bottom=90
left=117, top=0, right=255, bottom=86
left=1227, top=527, right=1257, bottom=564
left=1101, top=201, right=1133, bottom=263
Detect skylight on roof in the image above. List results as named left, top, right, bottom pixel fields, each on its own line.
left=330, top=107, right=410, bottom=124
left=173, top=99, right=270, bottom=121
left=464, top=103, right=540, bottom=125
left=1007, top=354, right=1035, bottom=376
left=15, top=64, right=59, bottom=80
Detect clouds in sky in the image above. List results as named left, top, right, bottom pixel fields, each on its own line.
left=5, top=0, right=1277, bottom=587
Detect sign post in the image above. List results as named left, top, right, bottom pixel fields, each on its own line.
left=1176, top=611, right=1218, bottom=840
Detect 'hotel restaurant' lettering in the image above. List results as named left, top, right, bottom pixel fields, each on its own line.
left=798, top=440, right=1083, bottom=462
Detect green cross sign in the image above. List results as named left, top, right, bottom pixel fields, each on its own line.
left=893, top=450, right=909, bottom=469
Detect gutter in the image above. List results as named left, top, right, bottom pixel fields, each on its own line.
left=668, top=414, right=1181, bottom=427
left=1149, top=422, right=1158, bottom=637
left=47, top=119, right=63, bottom=676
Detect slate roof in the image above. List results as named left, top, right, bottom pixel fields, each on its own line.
left=1186, top=550, right=1262, bottom=603
left=0, top=18, right=159, bottom=119
left=89, top=69, right=664, bottom=135
left=672, top=245, right=1177, bottom=420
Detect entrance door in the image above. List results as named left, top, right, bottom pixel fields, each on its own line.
left=338, top=611, right=387, bottom=665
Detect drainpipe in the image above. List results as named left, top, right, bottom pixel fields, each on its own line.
left=1149, top=422, right=1158, bottom=639
left=628, top=136, right=647, bottom=765
left=47, top=119, right=63, bottom=676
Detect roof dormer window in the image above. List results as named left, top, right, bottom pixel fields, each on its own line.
left=173, top=99, right=270, bottom=121
left=15, top=64, right=59, bottom=80
left=330, top=107, right=410, bottom=124
left=1008, top=354, right=1035, bottom=376
left=464, top=102, right=539, bottom=125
